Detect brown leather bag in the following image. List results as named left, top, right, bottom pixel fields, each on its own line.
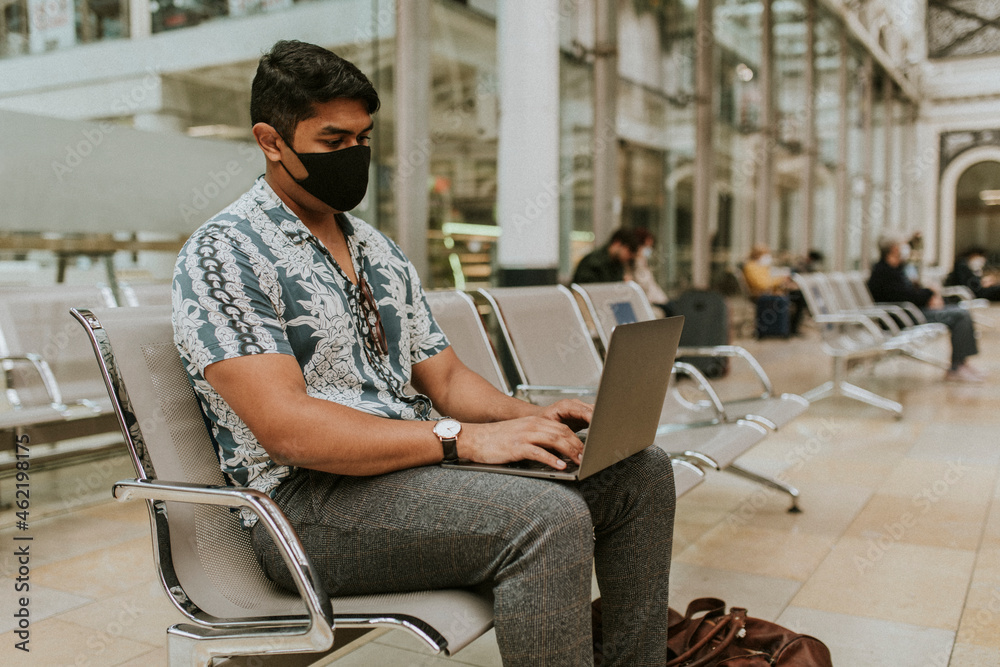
left=592, top=597, right=833, bottom=666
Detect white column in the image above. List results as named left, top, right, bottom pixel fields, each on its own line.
left=129, top=0, right=152, bottom=40
left=592, top=0, right=619, bottom=247
left=692, top=0, right=714, bottom=289
left=755, top=0, right=774, bottom=247
left=496, top=0, right=561, bottom=283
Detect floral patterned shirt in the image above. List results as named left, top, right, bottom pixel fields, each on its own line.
left=172, top=177, right=449, bottom=527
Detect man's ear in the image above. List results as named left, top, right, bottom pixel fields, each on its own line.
left=253, top=123, right=309, bottom=179
left=253, top=123, right=284, bottom=163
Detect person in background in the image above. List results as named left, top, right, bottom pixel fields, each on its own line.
left=946, top=247, right=1000, bottom=301
left=572, top=227, right=642, bottom=284
left=868, top=235, right=984, bottom=383
left=628, top=228, right=671, bottom=317
left=903, top=232, right=923, bottom=283
left=793, top=249, right=825, bottom=274
left=742, top=244, right=805, bottom=335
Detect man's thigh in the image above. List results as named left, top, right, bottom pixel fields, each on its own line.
left=252, top=465, right=595, bottom=595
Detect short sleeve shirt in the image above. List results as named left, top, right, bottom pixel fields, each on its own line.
left=172, top=177, right=449, bottom=526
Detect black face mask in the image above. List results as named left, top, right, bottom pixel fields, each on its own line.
left=280, top=143, right=371, bottom=212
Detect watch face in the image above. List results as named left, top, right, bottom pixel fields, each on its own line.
left=435, top=419, right=461, bottom=438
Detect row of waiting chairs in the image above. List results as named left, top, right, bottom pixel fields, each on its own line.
left=0, top=282, right=171, bottom=456
left=65, top=280, right=808, bottom=666
left=432, top=283, right=807, bottom=511
left=791, top=271, right=950, bottom=418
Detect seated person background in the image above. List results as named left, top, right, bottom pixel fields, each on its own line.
left=792, top=249, right=825, bottom=274
left=868, top=235, right=984, bottom=383
left=627, top=228, right=671, bottom=317
left=172, top=40, right=677, bottom=666
left=946, top=246, right=1000, bottom=301
left=742, top=244, right=806, bottom=335
left=572, top=227, right=642, bottom=284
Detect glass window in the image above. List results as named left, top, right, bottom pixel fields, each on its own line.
left=868, top=68, right=888, bottom=250
left=845, top=44, right=864, bottom=269
left=712, top=0, right=763, bottom=287
left=421, top=1, right=498, bottom=288
left=773, top=0, right=807, bottom=255
left=649, top=0, right=696, bottom=289
left=955, top=161, right=1000, bottom=256
left=812, top=8, right=840, bottom=265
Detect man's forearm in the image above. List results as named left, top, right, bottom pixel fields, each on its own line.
left=424, top=364, right=540, bottom=423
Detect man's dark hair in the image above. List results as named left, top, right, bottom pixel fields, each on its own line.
left=608, top=228, right=643, bottom=254
left=250, top=40, right=380, bottom=144
left=962, top=246, right=988, bottom=258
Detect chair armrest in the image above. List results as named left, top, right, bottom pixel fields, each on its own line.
left=812, top=313, right=886, bottom=338
left=671, top=362, right=728, bottom=420
left=113, top=478, right=335, bottom=653
left=675, top=345, right=773, bottom=396
left=875, top=301, right=926, bottom=325
left=941, top=285, right=976, bottom=301
left=664, top=450, right=722, bottom=470
left=0, top=353, right=65, bottom=409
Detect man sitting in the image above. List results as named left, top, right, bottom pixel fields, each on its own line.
left=946, top=246, right=1000, bottom=301
left=868, top=235, right=984, bottom=383
left=172, top=40, right=676, bottom=666
left=572, top=227, right=642, bottom=284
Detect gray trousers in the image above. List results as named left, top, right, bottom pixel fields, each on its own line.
left=922, top=306, right=978, bottom=367
left=251, top=445, right=676, bottom=666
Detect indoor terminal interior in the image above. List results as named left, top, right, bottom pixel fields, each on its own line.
left=1, top=0, right=1000, bottom=665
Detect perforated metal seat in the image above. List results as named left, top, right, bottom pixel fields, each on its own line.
left=0, top=285, right=119, bottom=450
left=71, top=306, right=493, bottom=667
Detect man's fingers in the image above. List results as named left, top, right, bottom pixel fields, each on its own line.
left=524, top=420, right=584, bottom=463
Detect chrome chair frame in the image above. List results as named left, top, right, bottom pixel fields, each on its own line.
left=71, top=306, right=493, bottom=666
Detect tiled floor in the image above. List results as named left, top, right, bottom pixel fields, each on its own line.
left=2, top=306, right=999, bottom=666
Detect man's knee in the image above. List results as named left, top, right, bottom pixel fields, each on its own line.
left=580, top=447, right=676, bottom=510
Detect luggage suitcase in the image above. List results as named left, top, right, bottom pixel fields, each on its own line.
left=755, top=294, right=791, bottom=338
left=670, top=289, right=730, bottom=378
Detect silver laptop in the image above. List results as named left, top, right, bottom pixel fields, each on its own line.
left=441, top=316, right=684, bottom=481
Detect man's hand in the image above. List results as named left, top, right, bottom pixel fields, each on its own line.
left=460, top=413, right=587, bottom=470
left=928, top=293, right=945, bottom=310
left=535, top=398, right=593, bottom=433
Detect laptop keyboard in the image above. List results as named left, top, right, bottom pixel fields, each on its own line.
left=509, top=456, right=579, bottom=473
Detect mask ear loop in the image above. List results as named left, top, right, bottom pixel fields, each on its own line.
left=273, top=130, right=311, bottom=182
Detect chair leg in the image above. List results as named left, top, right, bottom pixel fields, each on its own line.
left=803, top=358, right=903, bottom=418
left=900, top=348, right=950, bottom=370
left=802, top=380, right=835, bottom=403
left=725, top=464, right=801, bottom=513
left=168, top=627, right=212, bottom=667
left=167, top=622, right=340, bottom=667
left=839, top=381, right=904, bottom=417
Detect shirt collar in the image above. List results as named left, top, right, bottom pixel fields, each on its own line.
left=251, top=176, right=362, bottom=247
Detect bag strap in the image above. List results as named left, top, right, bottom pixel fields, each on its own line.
left=666, top=608, right=747, bottom=667
left=669, top=597, right=728, bottom=650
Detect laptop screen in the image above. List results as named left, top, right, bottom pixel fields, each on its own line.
left=610, top=301, right=638, bottom=325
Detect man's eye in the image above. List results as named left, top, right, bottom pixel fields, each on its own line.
left=359, top=135, right=372, bottom=146
left=326, top=141, right=343, bottom=149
